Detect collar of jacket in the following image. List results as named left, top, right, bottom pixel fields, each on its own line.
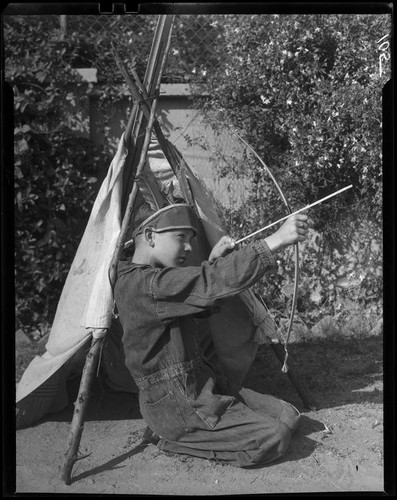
left=117, top=260, right=152, bottom=278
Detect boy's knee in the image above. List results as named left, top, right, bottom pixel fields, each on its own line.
left=238, top=422, right=292, bottom=468
left=257, top=421, right=292, bottom=465
left=280, top=401, right=301, bottom=433
left=274, top=421, right=292, bottom=458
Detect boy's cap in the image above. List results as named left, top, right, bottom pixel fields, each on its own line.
left=133, top=203, right=199, bottom=239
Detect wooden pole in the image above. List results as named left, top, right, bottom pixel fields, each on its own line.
left=60, top=334, right=104, bottom=484
left=120, top=15, right=175, bottom=215
left=108, top=87, right=161, bottom=284
left=270, top=340, right=319, bottom=411
left=60, top=89, right=161, bottom=485
left=112, top=48, right=178, bottom=172
left=60, top=16, right=174, bottom=484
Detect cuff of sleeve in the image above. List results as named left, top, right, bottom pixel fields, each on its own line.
left=252, top=239, right=277, bottom=271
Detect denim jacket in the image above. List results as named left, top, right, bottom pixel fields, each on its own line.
left=114, top=239, right=276, bottom=440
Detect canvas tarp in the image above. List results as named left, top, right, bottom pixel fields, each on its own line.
left=16, top=134, right=129, bottom=427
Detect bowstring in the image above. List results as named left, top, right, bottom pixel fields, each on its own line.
left=175, top=117, right=297, bottom=371
left=227, top=128, right=298, bottom=373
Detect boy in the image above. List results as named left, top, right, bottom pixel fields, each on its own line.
left=115, top=202, right=309, bottom=467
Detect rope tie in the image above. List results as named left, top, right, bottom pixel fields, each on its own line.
left=281, top=345, right=289, bottom=373
left=92, top=328, right=107, bottom=339
left=136, top=90, right=159, bottom=107
left=89, top=329, right=107, bottom=377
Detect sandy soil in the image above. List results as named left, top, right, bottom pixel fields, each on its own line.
left=13, top=335, right=385, bottom=495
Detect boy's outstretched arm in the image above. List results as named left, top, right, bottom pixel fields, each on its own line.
left=208, top=213, right=309, bottom=262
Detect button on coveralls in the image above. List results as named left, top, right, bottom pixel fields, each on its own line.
left=114, top=240, right=300, bottom=467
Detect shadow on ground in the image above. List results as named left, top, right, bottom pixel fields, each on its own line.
left=40, top=377, right=142, bottom=425
left=23, top=334, right=382, bottom=428
left=70, top=436, right=151, bottom=484
left=245, top=334, right=383, bottom=412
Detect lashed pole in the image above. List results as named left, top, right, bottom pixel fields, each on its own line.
left=112, top=47, right=177, bottom=171
left=112, top=52, right=197, bottom=209
left=60, top=15, right=174, bottom=484
left=121, top=15, right=175, bottom=213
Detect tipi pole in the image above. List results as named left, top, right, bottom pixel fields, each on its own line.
left=60, top=83, right=162, bottom=486
left=60, top=331, right=106, bottom=484
left=60, top=15, right=174, bottom=484
left=120, top=14, right=175, bottom=214
left=270, top=340, right=319, bottom=411
left=112, top=60, right=197, bottom=209
left=112, top=49, right=178, bottom=172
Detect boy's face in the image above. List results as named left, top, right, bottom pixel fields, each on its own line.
left=150, top=228, right=196, bottom=268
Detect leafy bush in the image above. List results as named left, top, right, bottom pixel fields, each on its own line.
left=5, top=15, right=113, bottom=336
left=196, top=14, right=389, bottom=329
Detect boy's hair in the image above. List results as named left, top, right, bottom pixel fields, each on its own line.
left=131, top=201, right=157, bottom=233
left=122, top=201, right=156, bottom=257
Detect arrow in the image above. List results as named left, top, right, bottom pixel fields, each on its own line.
left=235, top=184, right=353, bottom=245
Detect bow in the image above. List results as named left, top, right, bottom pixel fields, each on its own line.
left=231, top=130, right=298, bottom=373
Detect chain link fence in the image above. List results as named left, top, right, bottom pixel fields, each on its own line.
left=61, top=14, right=226, bottom=83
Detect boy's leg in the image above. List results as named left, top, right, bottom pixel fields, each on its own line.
left=158, top=393, right=298, bottom=468
left=238, top=388, right=301, bottom=433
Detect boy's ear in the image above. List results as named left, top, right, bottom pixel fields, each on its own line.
left=143, top=227, right=155, bottom=247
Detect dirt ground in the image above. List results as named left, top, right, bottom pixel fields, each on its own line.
left=13, top=333, right=386, bottom=495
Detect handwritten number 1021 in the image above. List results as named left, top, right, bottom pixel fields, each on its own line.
left=377, top=34, right=390, bottom=77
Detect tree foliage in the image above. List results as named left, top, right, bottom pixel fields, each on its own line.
left=202, top=14, right=389, bottom=225
left=5, top=15, right=114, bottom=335
left=197, top=14, right=389, bottom=328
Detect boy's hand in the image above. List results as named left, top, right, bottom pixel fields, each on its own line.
left=209, top=236, right=236, bottom=263
left=265, top=213, right=309, bottom=252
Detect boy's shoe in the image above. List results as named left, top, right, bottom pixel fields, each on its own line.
left=142, top=426, right=160, bottom=445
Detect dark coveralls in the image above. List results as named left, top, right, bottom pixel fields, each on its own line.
left=114, top=239, right=300, bottom=467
